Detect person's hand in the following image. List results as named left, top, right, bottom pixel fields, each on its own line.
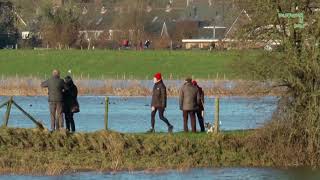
left=151, top=106, right=155, bottom=111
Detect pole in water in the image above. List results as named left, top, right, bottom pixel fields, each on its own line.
left=214, top=97, right=220, bottom=133
left=4, top=97, right=13, bottom=127
left=105, top=96, right=109, bottom=130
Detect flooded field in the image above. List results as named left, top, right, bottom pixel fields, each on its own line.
left=0, top=96, right=277, bottom=133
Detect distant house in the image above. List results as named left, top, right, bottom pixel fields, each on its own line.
left=21, top=31, right=30, bottom=40
left=224, top=9, right=252, bottom=39
left=13, top=0, right=241, bottom=49
left=181, top=9, right=252, bottom=49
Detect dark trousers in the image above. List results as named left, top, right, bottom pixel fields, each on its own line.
left=151, top=108, right=171, bottom=129
left=65, top=113, right=75, bottom=132
left=183, top=110, right=196, bottom=132
left=49, top=102, right=64, bottom=131
left=196, top=110, right=205, bottom=132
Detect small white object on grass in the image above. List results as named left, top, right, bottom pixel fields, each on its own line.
left=68, top=70, right=72, bottom=74
left=207, top=125, right=214, bottom=134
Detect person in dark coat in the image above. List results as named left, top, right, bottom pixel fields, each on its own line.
left=41, top=69, right=66, bottom=131
left=179, top=78, right=201, bottom=133
left=63, top=76, right=79, bottom=132
left=192, top=80, right=205, bottom=132
left=148, top=73, right=173, bottom=133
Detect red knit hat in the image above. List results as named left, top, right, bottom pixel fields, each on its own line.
left=154, top=73, right=162, bottom=80
left=192, top=80, right=197, bottom=86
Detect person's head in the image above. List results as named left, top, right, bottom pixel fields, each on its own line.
left=192, top=80, right=198, bottom=86
left=185, top=77, right=192, bottom=83
left=64, top=75, right=73, bottom=85
left=153, top=73, right=162, bottom=83
left=52, top=69, right=60, bottom=78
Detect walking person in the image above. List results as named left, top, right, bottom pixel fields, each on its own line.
left=41, top=69, right=66, bottom=131
left=179, top=78, right=201, bottom=133
left=148, top=73, right=174, bottom=133
left=192, top=80, right=205, bottom=132
left=63, top=76, right=79, bottom=133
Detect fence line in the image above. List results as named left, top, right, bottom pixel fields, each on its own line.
left=0, top=72, right=231, bottom=81
left=0, top=96, right=277, bottom=133
left=0, top=96, right=44, bottom=130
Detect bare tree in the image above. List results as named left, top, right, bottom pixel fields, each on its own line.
left=40, top=4, right=80, bottom=49
left=173, top=20, right=199, bottom=41
left=0, top=1, right=18, bottom=47
left=237, top=0, right=320, bottom=167
left=112, top=0, right=149, bottom=48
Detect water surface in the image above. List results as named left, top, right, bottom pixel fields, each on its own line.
left=0, top=96, right=277, bottom=133
left=0, top=168, right=295, bottom=180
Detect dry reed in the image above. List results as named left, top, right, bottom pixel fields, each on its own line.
left=0, top=77, right=285, bottom=97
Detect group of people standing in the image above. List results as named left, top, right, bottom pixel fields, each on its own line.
left=41, top=70, right=79, bottom=132
left=150, top=73, right=205, bottom=133
left=41, top=70, right=204, bottom=133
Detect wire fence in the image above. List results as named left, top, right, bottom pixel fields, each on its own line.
left=0, top=72, right=233, bottom=81
left=0, top=96, right=278, bottom=133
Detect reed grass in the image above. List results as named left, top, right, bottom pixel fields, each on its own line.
left=0, top=78, right=284, bottom=97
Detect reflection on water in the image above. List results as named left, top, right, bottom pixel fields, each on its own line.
left=0, top=96, right=278, bottom=133
left=0, top=168, right=294, bottom=180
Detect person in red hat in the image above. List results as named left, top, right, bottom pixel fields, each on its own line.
left=192, top=80, right=205, bottom=132
left=148, top=72, right=173, bottom=133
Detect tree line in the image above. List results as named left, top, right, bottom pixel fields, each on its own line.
left=1, top=0, right=238, bottom=49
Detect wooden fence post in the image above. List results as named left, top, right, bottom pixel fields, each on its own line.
left=12, top=100, right=44, bottom=130
left=4, top=97, right=13, bottom=127
left=105, top=96, right=109, bottom=130
left=214, top=97, right=220, bottom=133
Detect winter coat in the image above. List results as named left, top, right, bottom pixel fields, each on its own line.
left=196, top=86, right=205, bottom=111
left=151, top=80, right=167, bottom=108
left=41, top=76, right=66, bottom=102
left=179, top=82, right=200, bottom=111
left=63, top=78, right=79, bottom=113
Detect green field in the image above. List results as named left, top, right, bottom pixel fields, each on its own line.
left=0, top=50, right=259, bottom=80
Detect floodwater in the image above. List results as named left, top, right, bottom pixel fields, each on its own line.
left=1, top=168, right=318, bottom=180
left=0, top=96, right=277, bottom=133
left=1, top=96, right=317, bottom=180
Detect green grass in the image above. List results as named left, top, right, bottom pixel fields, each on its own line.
left=0, top=50, right=260, bottom=80
left=0, top=128, right=263, bottom=175
left=131, top=129, right=254, bottom=139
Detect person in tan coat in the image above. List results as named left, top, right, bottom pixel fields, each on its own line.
left=179, top=78, right=201, bottom=132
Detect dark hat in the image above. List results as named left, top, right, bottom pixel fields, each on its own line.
left=65, top=76, right=74, bottom=85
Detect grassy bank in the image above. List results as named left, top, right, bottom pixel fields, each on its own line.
left=0, top=128, right=261, bottom=175
left=0, top=50, right=260, bottom=80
